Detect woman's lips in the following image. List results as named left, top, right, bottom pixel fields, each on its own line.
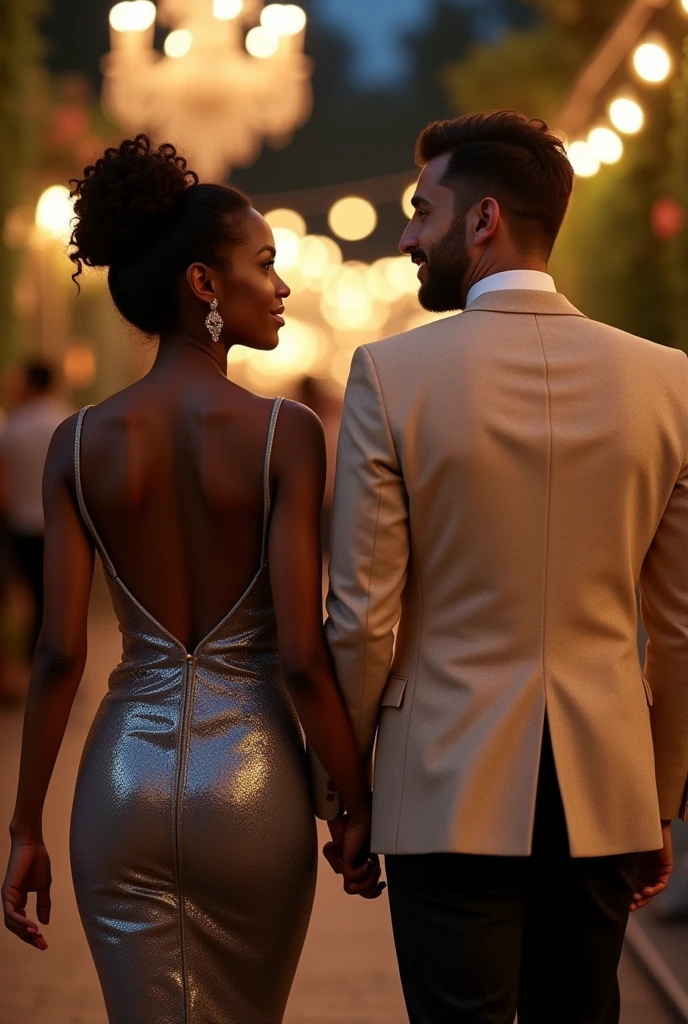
left=269, top=311, right=285, bottom=327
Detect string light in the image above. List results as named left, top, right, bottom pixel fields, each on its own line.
left=402, top=183, right=417, bottom=220
left=609, top=97, right=644, bottom=135
left=109, top=1, right=156, bottom=32
left=328, top=196, right=377, bottom=241
left=164, top=29, right=193, bottom=58
left=245, top=26, right=279, bottom=58
left=567, top=140, right=601, bottom=178
left=213, top=0, right=243, bottom=18
left=35, top=186, right=75, bottom=241
left=587, top=126, right=623, bottom=164
left=264, top=208, right=307, bottom=236
left=633, top=40, right=671, bottom=83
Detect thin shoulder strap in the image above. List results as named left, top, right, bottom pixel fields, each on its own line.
left=261, top=397, right=284, bottom=564
left=74, top=406, right=117, bottom=578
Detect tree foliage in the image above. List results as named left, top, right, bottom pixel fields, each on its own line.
left=442, top=0, right=684, bottom=346
left=0, top=0, right=47, bottom=362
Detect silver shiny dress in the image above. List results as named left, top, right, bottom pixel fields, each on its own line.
left=70, top=399, right=318, bottom=1024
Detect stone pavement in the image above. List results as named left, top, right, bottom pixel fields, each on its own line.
left=0, top=600, right=678, bottom=1024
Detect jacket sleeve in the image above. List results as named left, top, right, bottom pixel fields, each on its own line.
left=324, top=344, right=410, bottom=783
left=639, top=456, right=688, bottom=822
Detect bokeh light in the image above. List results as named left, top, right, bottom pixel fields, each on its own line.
left=64, top=343, right=97, bottom=389
left=328, top=196, right=378, bottom=242
left=298, top=235, right=343, bottom=282
left=245, top=25, right=279, bottom=58
left=587, top=127, right=623, bottom=165
left=35, top=185, right=75, bottom=241
left=402, top=183, right=417, bottom=220
left=213, top=0, right=243, bottom=19
left=609, top=96, right=644, bottom=135
left=264, top=208, right=307, bottom=237
left=109, top=1, right=156, bottom=32
left=261, top=4, right=307, bottom=36
left=272, top=226, right=301, bottom=270
left=633, top=41, right=671, bottom=84
left=164, top=29, right=193, bottom=58
left=248, top=318, right=322, bottom=379
left=567, top=140, right=600, bottom=178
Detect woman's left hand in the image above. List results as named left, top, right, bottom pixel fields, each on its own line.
left=323, top=814, right=386, bottom=900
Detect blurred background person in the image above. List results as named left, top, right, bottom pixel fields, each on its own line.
left=0, top=360, right=71, bottom=660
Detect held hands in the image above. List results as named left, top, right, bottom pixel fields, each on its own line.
left=2, top=839, right=52, bottom=950
left=322, top=812, right=386, bottom=899
left=630, top=820, right=673, bottom=912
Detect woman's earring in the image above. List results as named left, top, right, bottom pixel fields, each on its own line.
left=205, top=298, right=223, bottom=343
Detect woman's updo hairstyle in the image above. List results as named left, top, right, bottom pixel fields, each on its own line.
left=69, top=135, right=251, bottom=335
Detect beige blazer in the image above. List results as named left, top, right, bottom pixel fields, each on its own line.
left=322, top=289, right=688, bottom=858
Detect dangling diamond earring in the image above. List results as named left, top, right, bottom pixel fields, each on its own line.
left=205, top=298, right=223, bottom=343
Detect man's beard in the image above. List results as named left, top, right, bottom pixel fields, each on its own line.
left=418, top=214, right=470, bottom=313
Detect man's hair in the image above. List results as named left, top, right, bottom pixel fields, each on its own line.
left=24, top=359, right=54, bottom=394
left=416, top=110, right=574, bottom=255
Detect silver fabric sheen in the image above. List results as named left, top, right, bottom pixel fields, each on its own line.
left=70, top=399, right=317, bottom=1023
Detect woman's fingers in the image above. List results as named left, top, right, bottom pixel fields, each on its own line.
left=36, top=886, right=51, bottom=926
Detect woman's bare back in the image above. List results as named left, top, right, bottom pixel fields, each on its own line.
left=79, top=368, right=277, bottom=652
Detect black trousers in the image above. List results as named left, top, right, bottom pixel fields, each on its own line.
left=386, top=724, right=639, bottom=1024
left=10, top=532, right=45, bottom=659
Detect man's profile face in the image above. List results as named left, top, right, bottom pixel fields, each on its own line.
left=399, top=153, right=471, bottom=313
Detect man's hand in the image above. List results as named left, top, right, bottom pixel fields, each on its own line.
left=631, top=820, right=673, bottom=912
left=323, top=813, right=386, bottom=899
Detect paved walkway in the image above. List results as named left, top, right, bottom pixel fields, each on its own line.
left=0, top=600, right=678, bottom=1024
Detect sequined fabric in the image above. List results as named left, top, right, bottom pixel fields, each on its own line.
left=69, top=401, right=318, bottom=1024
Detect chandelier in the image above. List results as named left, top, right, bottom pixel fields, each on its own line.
left=102, top=0, right=313, bottom=181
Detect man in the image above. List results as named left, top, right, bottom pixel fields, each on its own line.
left=0, top=360, right=71, bottom=659
left=322, top=111, right=688, bottom=1023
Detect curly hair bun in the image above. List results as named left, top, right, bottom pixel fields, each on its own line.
left=69, top=135, right=199, bottom=271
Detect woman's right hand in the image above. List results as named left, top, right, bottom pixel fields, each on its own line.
left=2, top=839, right=51, bottom=950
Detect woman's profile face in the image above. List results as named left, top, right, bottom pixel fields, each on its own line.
left=213, top=208, right=290, bottom=353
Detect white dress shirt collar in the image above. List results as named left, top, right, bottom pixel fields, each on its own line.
left=466, top=270, right=556, bottom=308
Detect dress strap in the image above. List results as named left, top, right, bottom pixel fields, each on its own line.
left=74, top=406, right=117, bottom=578
left=261, top=397, right=283, bottom=564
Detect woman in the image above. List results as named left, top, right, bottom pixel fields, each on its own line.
left=2, top=136, right=381, bottom=1023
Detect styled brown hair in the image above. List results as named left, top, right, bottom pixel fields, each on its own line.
left=416, top=110, right=574, bottom=255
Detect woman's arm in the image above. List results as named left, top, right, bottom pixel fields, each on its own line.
left=268, top=400, right=379, bottom=879
left=3, top=415, right=95, bottom=949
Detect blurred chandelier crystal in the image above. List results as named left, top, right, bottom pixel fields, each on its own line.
left=103, top=0, right=312, bottom=180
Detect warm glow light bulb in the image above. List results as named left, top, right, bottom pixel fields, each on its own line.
left=587, top=127, right=623, bottom=165
left=567, top=140, right=601, bottom=178
left=213, top=0, right=243, bottom=19
left=328, top=196, right=378, bottom=241
left=298, top=235, right=342, bottom=279
left=264, top=208, right=307, bottom=237
left=402, top=183, right=417, bottom=220
left=272, top=227, right=301, bottom=270
left=280, top=5, right=307, bottom=35
left=35, top=185, right=75, bottom=241
left=261, top=4, right=306, bottom=35
left=164, top=29, right=193, bottom=58
left=246, top=26, right=279, bottom=58
left=109, top=1, right=155, bottom=32
left=609, top=96, right=644, bottom=135
left=633, top=41, right=671, bottom=83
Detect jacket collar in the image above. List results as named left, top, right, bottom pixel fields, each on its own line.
left=462, top=289, right=587, bottom=318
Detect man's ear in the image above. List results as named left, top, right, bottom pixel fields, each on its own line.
left=472, top=197, right=501, bottom=246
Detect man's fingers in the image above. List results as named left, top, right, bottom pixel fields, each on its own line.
left=322, top=842, right=342, bottom=874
